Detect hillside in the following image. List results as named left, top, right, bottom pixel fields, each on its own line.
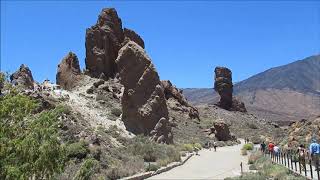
left=183, top=55, right=320, bottom=123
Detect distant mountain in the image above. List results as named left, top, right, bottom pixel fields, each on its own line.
left=183, top=55, right=320, bottom=124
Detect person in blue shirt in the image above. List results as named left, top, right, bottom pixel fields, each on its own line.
left=309, top=139, right=320, bottom=170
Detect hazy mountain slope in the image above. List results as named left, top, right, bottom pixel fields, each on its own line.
left=183, top=55, right=320, bottom=123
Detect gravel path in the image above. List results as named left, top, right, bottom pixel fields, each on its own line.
left=149, top=140, right=250, bottom=179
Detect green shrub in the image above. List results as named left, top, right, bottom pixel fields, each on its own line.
left=67, top=141, right=88, bottom=159
left=248, top=151, right=263, bottom=164
left=193, top=143, right=202, bottom=150
left=145, top=163, right=160, bottom=172
left=74, top=158, right=99, bottom=180
left=225, top=172, right=266, bottom=180
left=242, top=143, right=254, bottom=151
left=111, top=108, right=122, bottom=117
left=181, top=144, right=194, bottom=153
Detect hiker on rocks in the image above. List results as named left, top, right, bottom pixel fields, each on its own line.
left=297, top=144, right=306, bottom=170
left=309, top=139, right=320, bottom=170
left=213, top=141, right=217, bottom=152
left=268, top=142, right=275, bottom=154
left=260, top=141, right=266, bottom=153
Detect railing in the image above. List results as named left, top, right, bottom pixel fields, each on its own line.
left=264, top=150, right=320, bottom=180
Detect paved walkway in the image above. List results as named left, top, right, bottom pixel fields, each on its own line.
left=149, top=140, right=250, bottom=179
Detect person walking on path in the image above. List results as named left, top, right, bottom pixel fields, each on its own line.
left=213, top=141, right=217, bottom=152
left=298, top=144, right=306, bottom=171
left=268, top=142, right=275, bottom=154
left=273, top=144, right=280, bottom=156
left=261, top=141, right=266, bottom=153
left=309, top=139, right=320, bottom=170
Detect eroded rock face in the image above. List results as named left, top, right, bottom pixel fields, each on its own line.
left=214, top=67, right=247, bottom=112
left=56, top=52, right=82, bottom=90
left=85, top=8, right=145, bottom=79
left=211, top=121, right=234, bottom=141
left=161, top=80, right=200, bottom=120
left=123, top=28, right=145, bottom=49
left=85, top=8, right=124, bottom=78
left=116, top=41, right=172, bottom=143
left=10, top=64, right=34, bottom=89
left=150, top=117, right=173, bottom=144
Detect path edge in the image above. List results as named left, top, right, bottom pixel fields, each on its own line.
left=120, top=153, right=194, bottom=180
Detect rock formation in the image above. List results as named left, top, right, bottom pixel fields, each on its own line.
left=214, top=67, right=246, bottom=112
left=56, top=52, right=82, bottom=90
left=206, top=121, right=235, bottom=141
left=10, top=64, right=34, bottom=89
left=85, top=8, right=145, bottom=79
left=161, top=80, right=200, bottom=120
left=115, top=41, right=172, bottom=144
left=150, top=117, right=173, bottom=144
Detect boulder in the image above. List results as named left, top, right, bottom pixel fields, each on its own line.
left=10, top=64, right=34, bottom=89
left=212, top=121, right=234, bottom=141
left=150, top=117, right=173, bottom=144
left=85, top=8, right=124, bottom=78
left=214, top=67, right=247, bottom=112
left=115, top=41, right=172, bottom=143
left=161, top=80, right=200, bottom=120
left=56, top=52, right=82, bottom=90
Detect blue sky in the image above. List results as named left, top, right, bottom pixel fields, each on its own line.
left=1, top=1, right=319, bottom=88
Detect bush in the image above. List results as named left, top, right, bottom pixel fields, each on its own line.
left=193, top=143, right=202, bottom=150
left=145, top=163, right=160, bottom=172
left=67, top=141, right=88, bottom=159
left=225, top=172, right=266, bottom=180
left=242, top=143, right=254, bottom=151
left=248, top=151, right=263, bottom=164
left=181, top=144, right=194, bottom=153
left=74, top=158, right=99, bottom=180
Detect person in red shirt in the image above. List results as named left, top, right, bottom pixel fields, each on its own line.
left=268, top=142, right=275, bottom=153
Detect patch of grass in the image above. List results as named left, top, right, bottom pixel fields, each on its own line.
left=74, top=158, right=99, bottom=180
left=248, top=151, right=263, bottom=164
left=145, top=163, right=160, bottom=172
left=242, top=143, right=254, bottom=151
left=225, top=172, right=266, bottom=180
left=181, top=144, right=194, bottom=153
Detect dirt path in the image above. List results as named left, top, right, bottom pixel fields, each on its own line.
left=149, top=140, right=250, bottom=179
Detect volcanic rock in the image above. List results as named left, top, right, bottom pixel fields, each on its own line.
left=85, top=8, right=124, bottom=78
left=214, top=67, right=247, bottom=112
left=161, top=80, right=200, bottom=120
left=150, top=117, right=173, bottom=144
left=115, top=41, right=172, bottom=143
left=211, top=121, right=234, bottom=141
left=56, top=52, right=82, bottom=90
left=10, top=64, right=34, bottom=89
left=123, top=28, right=145, bottom=48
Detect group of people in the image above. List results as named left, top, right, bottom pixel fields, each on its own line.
left=260, top=139, right=320, bottom=170
left=206, top=141, right=218, bottom=152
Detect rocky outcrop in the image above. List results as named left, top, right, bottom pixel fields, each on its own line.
left=208, top=121, right=235, bottom=141
left=161, top=80, right=200, bottom=120
left=214, top=67, right=246, bottom=112
left=85, top=8, right=145, bottom=79
left=85, top=8, right=124, bottom=78
left=10, top=64, right=34, bottom=89
left=56, top=52, right=82, bottom=90
left=150, top=117, right=173, bottom=144
left=123, top=28, right=145, bottom=48
left=115, top=41, right=172, bottom=143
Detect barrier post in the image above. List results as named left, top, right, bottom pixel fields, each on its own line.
left=309, top=159, right=313, bottom=179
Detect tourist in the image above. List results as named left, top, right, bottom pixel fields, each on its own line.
left=309, top=139, right=320, bottom=170
left=273, top=144, right=280, bottom=156
left=268, top=142, right=275, bottom=154
left=298, top=144, right=306, bottom=171
left=213, top=141, right=217, bottom=152
left=260, top=141, right=266, bottom=153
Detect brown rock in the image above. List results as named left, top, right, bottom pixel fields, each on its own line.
left=116, top=41, right=172, bottom=143
left=161, top=80, right=200, bottom=120
left=214, top=67, right=247, bottom=112
left=123, top=28, right=145, bottom=48
left=10, top=64, right=34, bottom=89
left=212, top=121, right=234, bottom=141
left=150, top=117, right=173, bottom=144
left=85, top=8, right=124, bottom=78
left=56, top=52, right=82, bottom=90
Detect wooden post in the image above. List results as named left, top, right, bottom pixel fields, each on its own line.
left=304, top=156, right=307, bottom=177
left=284, top=152, right=287, bottom=166
left=240, top=162, right=243, bottom=176
left=298, top=155, right=302, bottom=174
left=290, top=154, right=294, bottom=170
left=295, top=160, right=297, bottom=172
left=287, top=153, right=290, bottom=169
